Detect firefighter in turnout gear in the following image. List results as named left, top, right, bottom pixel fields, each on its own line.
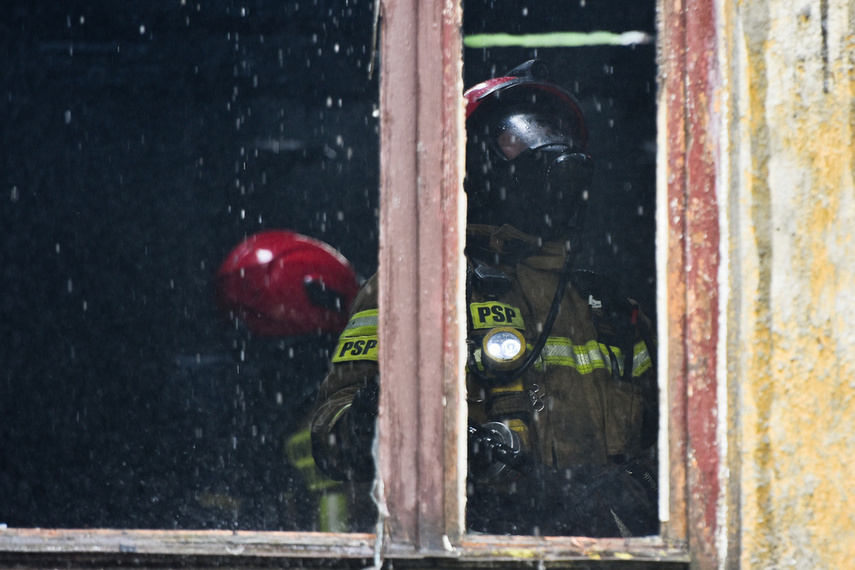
left=311, top=60, right=659, bottom=537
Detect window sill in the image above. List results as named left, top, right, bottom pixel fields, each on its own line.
left=0, top=528, right=689, bottom=567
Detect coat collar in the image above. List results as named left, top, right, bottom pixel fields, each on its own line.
left=466, top=224, right=569, bottom=270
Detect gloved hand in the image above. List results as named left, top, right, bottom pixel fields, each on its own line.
left=468, top=421, right=526, bottom=482
left=348, top=376, right=379, bottom=442
left=340, top=376, right=380, bottom=481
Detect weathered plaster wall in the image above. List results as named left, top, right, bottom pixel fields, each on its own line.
left=724, top=0, right=855, bottom=566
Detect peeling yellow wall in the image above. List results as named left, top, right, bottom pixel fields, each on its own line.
left=723, top=0, right=855, bottom=567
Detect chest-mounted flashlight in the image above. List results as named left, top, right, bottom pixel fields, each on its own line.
left=481, top=326, right=526, bottom=373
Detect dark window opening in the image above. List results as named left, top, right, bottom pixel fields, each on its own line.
left=1, top=0, right=379, bottom=532
left=462, top=0, right=658, bottom=537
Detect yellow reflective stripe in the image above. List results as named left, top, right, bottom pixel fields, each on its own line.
left=339, top=309, right=378, bottom=338
left=469, top=302, right=526, bottom=330
left=540, top=338, right=609, bottom=374
left=505, top=418, right=531, bottom=448
left=330, top=403, right=351, bottom=427
left=467, top=350, right=486, bottom=372
left=331, top=335, right=379, bottom=362
left=488, top=377, right=525, bottom=394
left=285, top=428, right=341, bottom=493
left=467, top=338, right=652, bottom=377
left=319, top=491, right=348, bottom=532
left=632, top=341, right=653, bottom=376
left=540, top=338, right=652, bottom=377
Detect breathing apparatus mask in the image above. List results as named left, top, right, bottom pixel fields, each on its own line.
left=465, top=69, right=594, bottom=243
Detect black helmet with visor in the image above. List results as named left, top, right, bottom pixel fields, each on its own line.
left=464, top=60, right=594, bottom=243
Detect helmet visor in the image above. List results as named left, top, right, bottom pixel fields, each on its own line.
left=491, top=110, right=582, bottom=160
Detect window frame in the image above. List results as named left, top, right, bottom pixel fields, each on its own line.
left=0, top=0, right=720, bottom=565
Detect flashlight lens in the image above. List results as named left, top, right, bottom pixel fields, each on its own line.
left=487, top=331, right=522, bottom=361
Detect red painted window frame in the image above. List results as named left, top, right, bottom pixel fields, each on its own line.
left=659, top=0, right=721, bottom=566
left=0, top=0, right=720, bottom=566
left=375, top=0, right=721, bottom=563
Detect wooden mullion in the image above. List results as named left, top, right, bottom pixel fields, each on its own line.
left=377, top=0, right=463, bottom=554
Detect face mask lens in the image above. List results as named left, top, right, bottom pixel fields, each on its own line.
left=497, top=130, right=528, bottom=160
left=493, top=111, right=576, bottom=160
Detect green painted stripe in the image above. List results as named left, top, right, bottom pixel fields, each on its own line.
left=464, top=31, right=653, bottom=49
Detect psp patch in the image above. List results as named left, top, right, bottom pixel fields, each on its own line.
left=332, top=335, right=379, bottom=363
left=469, top=302, right=525, bottom=330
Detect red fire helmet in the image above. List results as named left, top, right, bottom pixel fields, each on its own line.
left=216, top=230, right=360, bottom=337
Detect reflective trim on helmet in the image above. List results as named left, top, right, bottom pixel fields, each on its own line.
left=339, top=309, right=378, bottom=338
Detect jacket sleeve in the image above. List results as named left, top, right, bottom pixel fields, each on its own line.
left=631, top=304, right=659, bottom=452
left=310, top=274, right=379, bottom=482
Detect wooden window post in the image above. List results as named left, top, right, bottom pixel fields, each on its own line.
left=376, top=0, right=466, bottom=554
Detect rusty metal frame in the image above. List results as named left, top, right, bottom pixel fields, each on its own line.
left=0, top=0, right=721, bottom=566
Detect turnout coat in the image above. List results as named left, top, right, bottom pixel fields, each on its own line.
left=311, top=224, right=658, bottom=536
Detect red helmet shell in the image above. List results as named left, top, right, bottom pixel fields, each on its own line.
left=216, top=230, right=359, bottom=337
